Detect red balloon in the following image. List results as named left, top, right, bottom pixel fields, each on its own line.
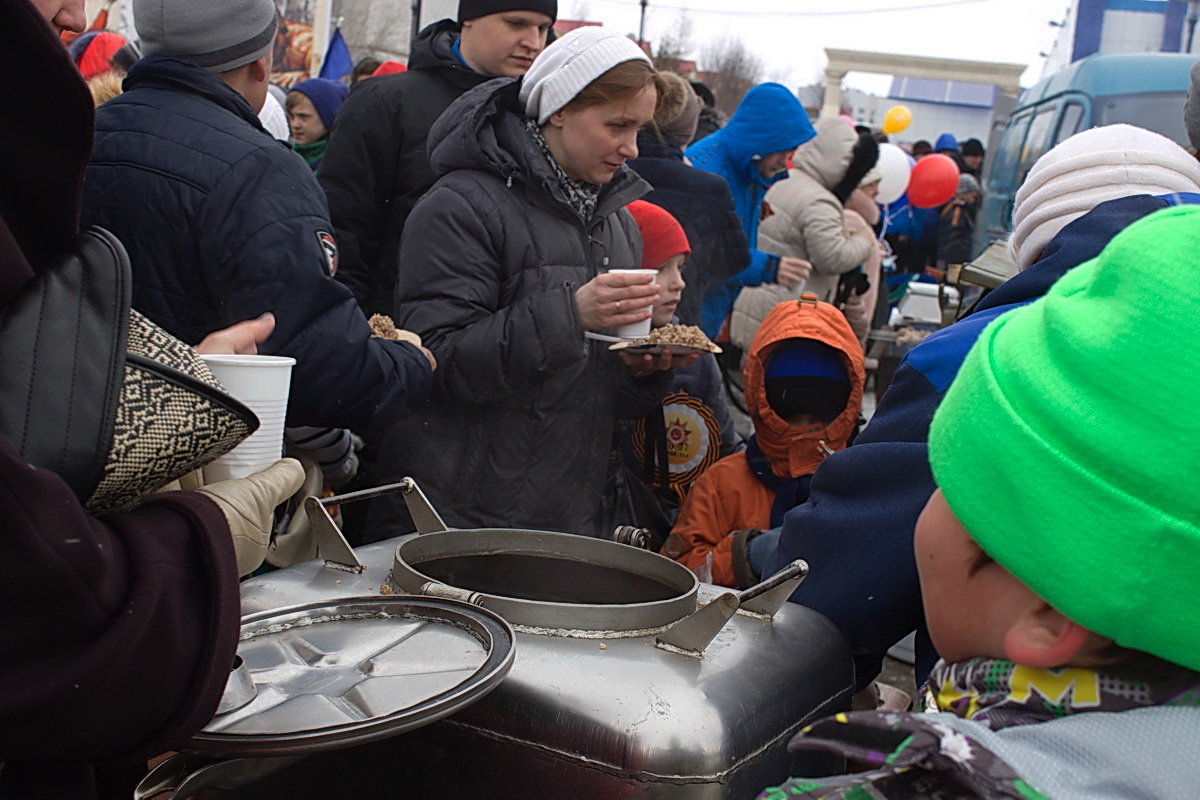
left=907, top=153, right=960, bottom=209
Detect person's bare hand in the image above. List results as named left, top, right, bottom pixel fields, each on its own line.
left=195, top=313, right=275, bottom=355
left=774, top=257, right=812, bottom=289
left=618, top=348, right=697, bottom=377
left=575, top=272, right=661, bottom=331
left=668, top=350, right=701, bottom=370
left=416, top=344, right=437, bottom=371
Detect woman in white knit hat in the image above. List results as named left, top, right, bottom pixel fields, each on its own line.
left=367, top=27, right=699, bottom=540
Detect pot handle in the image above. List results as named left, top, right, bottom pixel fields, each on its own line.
left=655, top=560, right=808, bottom=658
left=318, top=477, right=448, bottom=534
left=414, top=580, right=486, bottom=606
left=303, top=478, right=449, bottom=574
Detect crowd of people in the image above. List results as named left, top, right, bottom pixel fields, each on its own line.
left=4, top=0, right=1200, bottom=796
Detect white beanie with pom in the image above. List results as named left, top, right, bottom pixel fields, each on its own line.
left=1010, top=124, right=1200, bottom=271
left=519, top=27, right=651, bottom=125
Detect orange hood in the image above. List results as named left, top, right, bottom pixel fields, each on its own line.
left=743, top=295, right=865, bottom=478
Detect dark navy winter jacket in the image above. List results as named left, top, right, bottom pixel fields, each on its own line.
left=82, top=56, right=432, bottom=430
left=628, top=131, right=749, bottom=326
left=763, top=194, right=1185, bottom=682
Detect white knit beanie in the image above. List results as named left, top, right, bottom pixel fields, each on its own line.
left=1010, top=124, right=1200, bottom=271
left=519, top=27, right=652, bottom=125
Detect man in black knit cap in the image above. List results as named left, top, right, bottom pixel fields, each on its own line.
left=960, top=137, right=985, bottom=177
left=318, top=0, right=557, bottom=319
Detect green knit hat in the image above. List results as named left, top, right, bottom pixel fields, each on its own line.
left=929, top=204, right=1200, bottom=672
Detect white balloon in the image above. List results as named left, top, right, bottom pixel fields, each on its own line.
left=876, top=143, right=912, bottom=206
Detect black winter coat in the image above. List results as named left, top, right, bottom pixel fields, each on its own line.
left=318, top=20, right=490, bottom=317
left=366, top=78, right=670, bottom=540
left=81, top=56, right=432, bottom=431
left=936, top=198, right=977, bottom=265
left=628, top=130, right=749, bottom=326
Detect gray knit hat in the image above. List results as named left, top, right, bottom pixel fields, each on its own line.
left=134, top=0, right=278, bottom=73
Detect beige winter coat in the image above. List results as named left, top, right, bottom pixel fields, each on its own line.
left=730, top=118, right=873, bottom=351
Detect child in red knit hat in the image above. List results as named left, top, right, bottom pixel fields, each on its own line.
left=601, top=201, right=742, bottom=545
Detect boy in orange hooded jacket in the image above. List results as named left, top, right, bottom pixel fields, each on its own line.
left=661, top=296, right=864, bottom=587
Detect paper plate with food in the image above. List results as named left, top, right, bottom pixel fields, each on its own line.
left=608, top=324, right=722, bottom=355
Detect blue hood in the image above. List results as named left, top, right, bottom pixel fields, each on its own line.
left=934, top=132, right=959, bottom=152
left=690, top=83, right=814, bottom=186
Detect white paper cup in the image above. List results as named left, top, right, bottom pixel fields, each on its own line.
left=200, top=354, right=295, bottom=482
left=608, top=268, right=657, bottom=339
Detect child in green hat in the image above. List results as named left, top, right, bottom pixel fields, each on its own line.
left=758, top=204, right=1200, bottom=798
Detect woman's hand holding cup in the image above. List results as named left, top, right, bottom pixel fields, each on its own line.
left=575, top=270, right=661, bottom=332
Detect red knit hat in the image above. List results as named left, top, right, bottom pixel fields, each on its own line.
left=372, top=60, right=407, bottom=76
left=627, top=200, right=690, bottom=270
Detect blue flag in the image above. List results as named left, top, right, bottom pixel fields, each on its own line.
left=318, top=27, right=353, bottom=81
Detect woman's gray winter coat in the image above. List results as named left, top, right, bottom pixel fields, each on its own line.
left=367, top=78, right=670, bottom=540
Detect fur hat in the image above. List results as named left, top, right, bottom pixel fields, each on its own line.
left=1009, top=124, right=1200, bottom=271
left=832, top=132, right=880, bottom=204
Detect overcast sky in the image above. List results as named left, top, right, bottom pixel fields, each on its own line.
left=567, top=0, right=1072, bottom=93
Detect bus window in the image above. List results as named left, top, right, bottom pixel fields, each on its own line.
left=989, top=110, right=1033, bottom=188
left=1095, top=92, right=1189, bottom=148
left=1054, top=102, right=1085, bottom=145
left=1015, top=105, right=1059, bottom=186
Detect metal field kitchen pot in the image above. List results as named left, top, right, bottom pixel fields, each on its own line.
left=145, top=480, right=854, bottom=799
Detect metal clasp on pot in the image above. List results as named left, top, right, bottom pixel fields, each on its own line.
left=654, top=560, right=809, bottom=658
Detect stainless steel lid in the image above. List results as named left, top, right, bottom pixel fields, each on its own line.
left=190, top=597, right=515, bottom=758
left=391, top=529, right=699, bottom=632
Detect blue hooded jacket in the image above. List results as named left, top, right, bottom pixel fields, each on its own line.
left=685, top=83, right=815, bottom=336
left=934, top=132, right=959, bottom=152
left=762, top=193, right=1198, bottom=686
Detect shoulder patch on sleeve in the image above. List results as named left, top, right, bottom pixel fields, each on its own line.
left=315, top=230, right=338, bottom=276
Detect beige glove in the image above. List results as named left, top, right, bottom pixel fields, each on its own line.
left=197, top=458, right=305, bottom=576
left=266, top=454, right=324, bottom=569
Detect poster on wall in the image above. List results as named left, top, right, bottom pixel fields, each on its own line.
left=272, top=0, right=332, bottom=87
left=89, top=0, right=330, bottom=85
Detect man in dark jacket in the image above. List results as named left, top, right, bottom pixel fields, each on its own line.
left=629, top=127, right=749, bottom=326
left=317, top=0, right=556, bottom=317
left=81, top=0, right=434, bottom=432
left=761, top=193, right=1199, bottom=687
